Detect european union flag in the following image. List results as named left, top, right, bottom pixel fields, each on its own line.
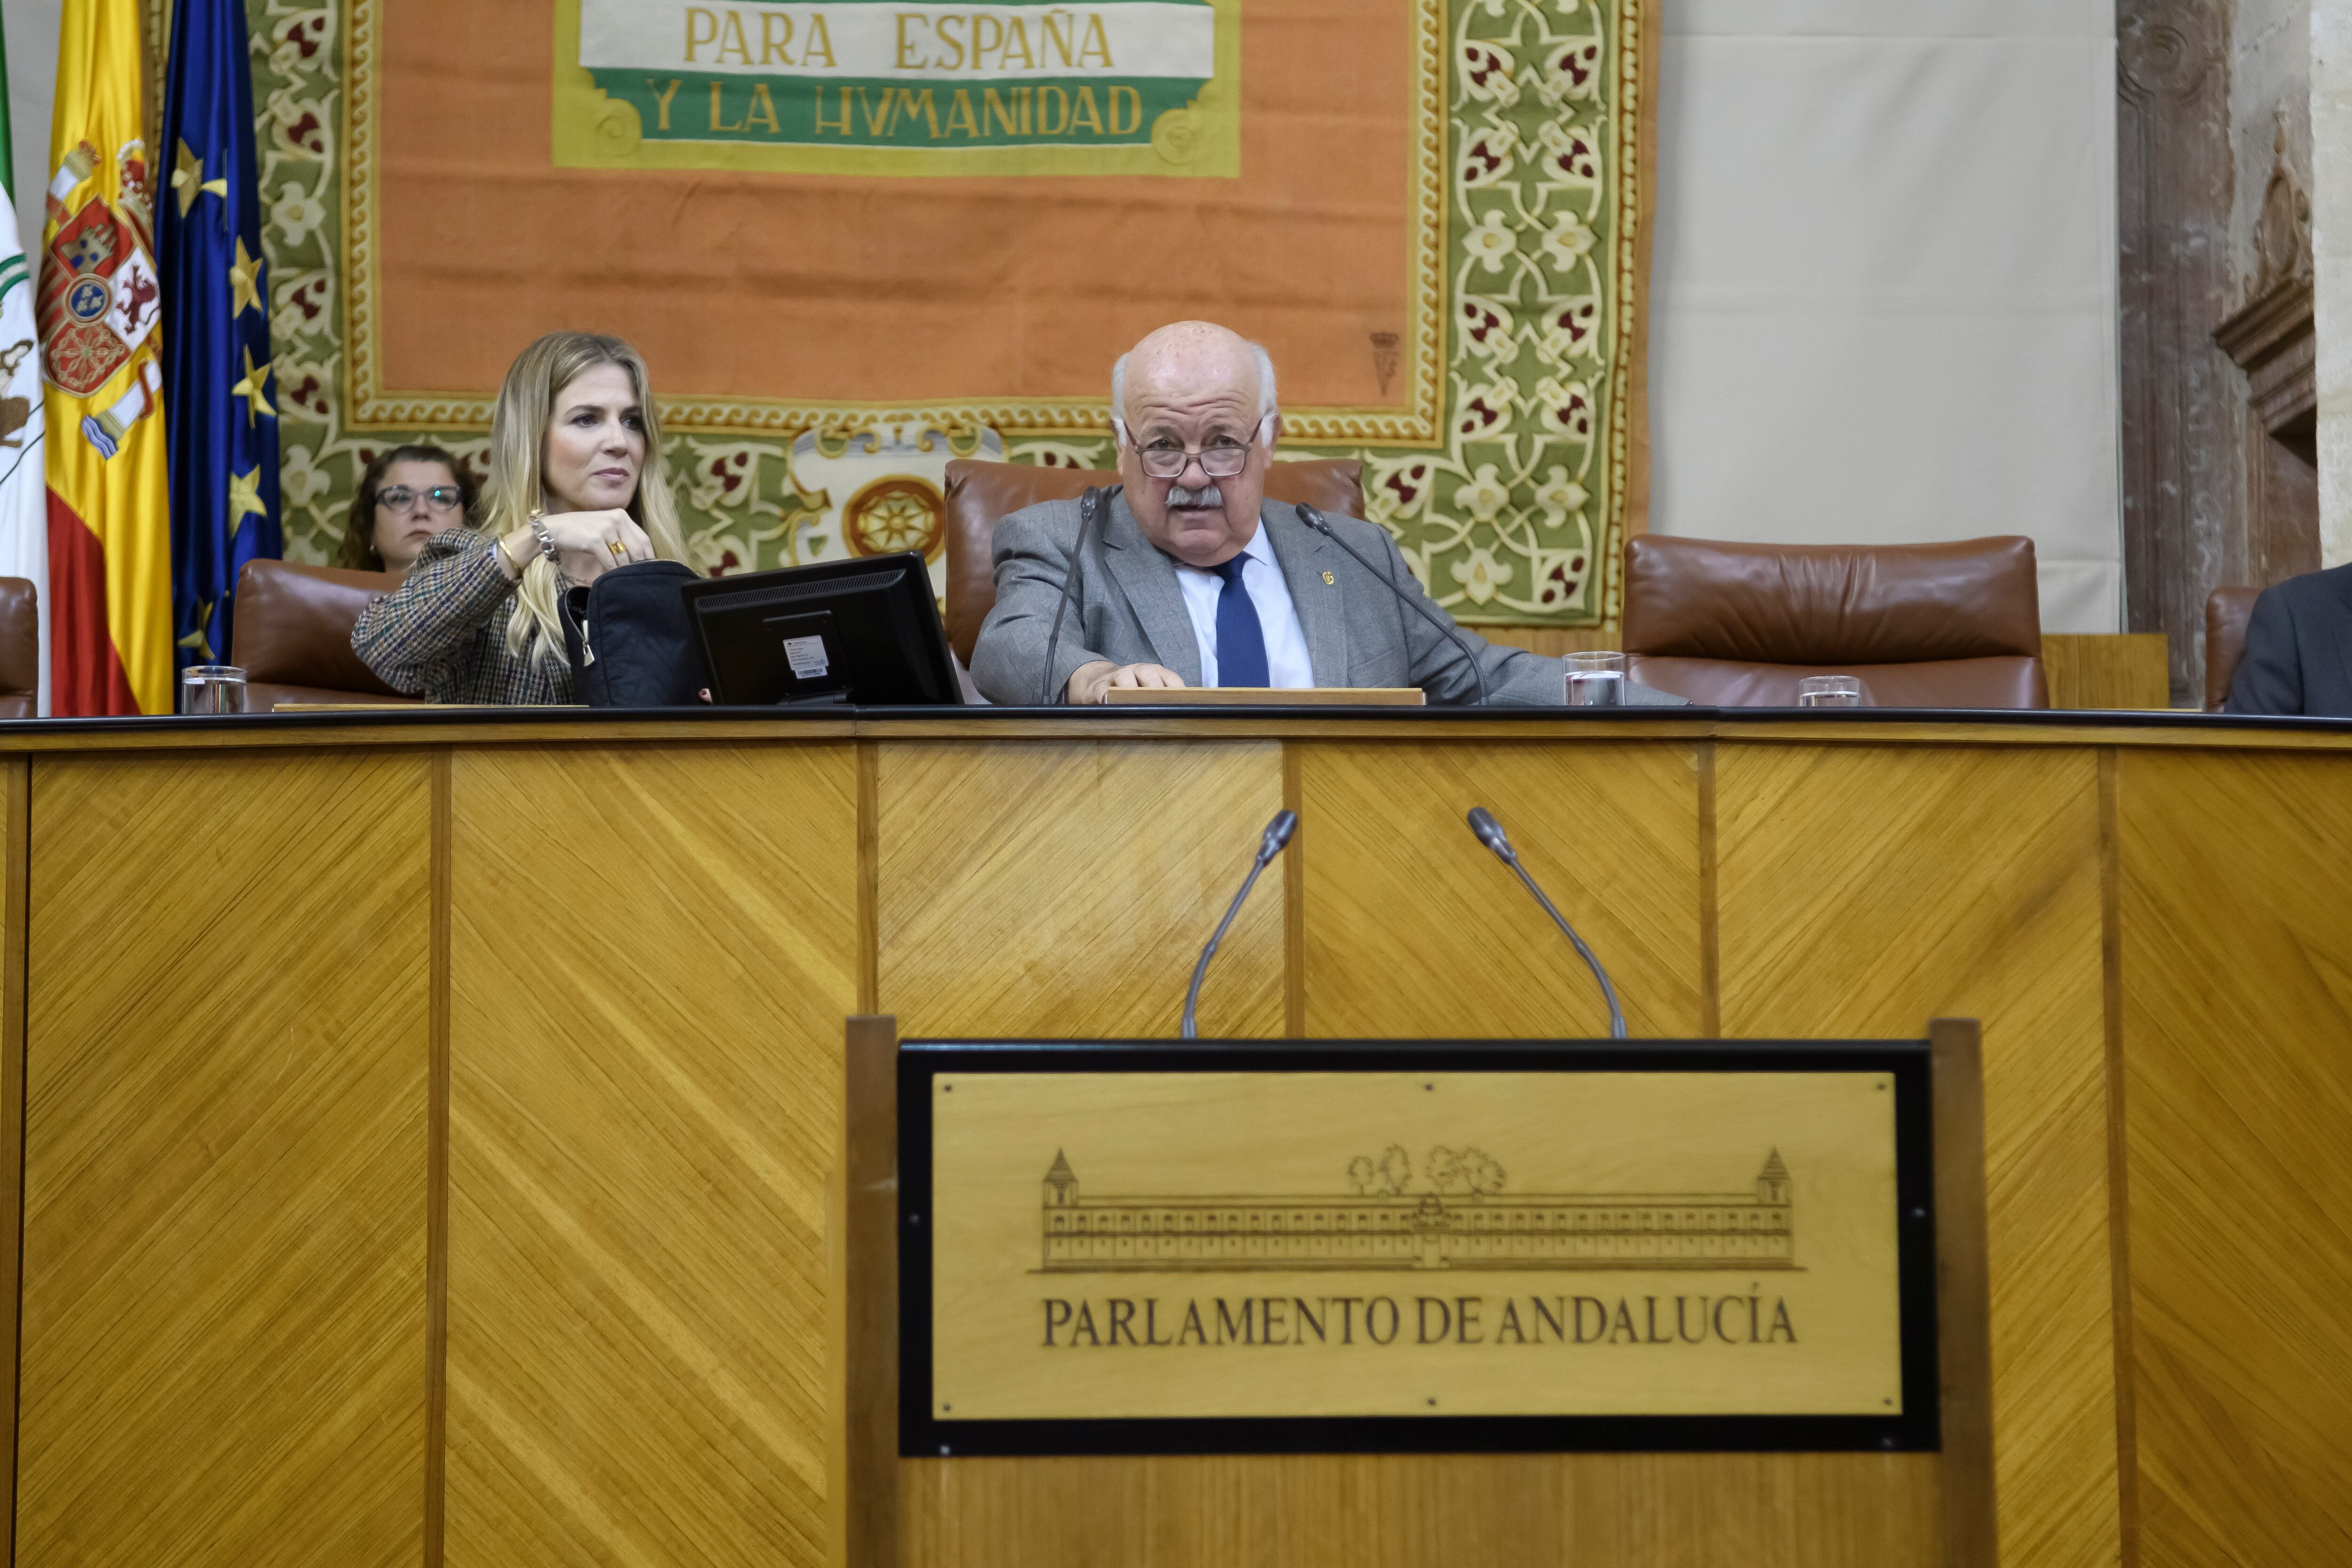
left=161, top=0, right=278, bottom=672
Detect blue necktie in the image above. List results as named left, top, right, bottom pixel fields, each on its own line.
left=1212, top=555, right=1270, bottom=688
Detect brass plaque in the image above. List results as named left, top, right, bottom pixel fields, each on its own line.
left=901, top=1043, right=1939, bottom=1455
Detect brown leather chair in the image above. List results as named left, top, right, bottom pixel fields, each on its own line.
left=2203, top=586, right=2261, bottom=712
left=942, top=458, right=1366, bottom=665
left=230, top=559, right=422, bottom=710
left=0, top=578, right=37, bottom=719
left=1623, top=535, right=2048, bottom=708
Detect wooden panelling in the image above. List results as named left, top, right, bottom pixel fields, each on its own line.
left=894, top=744, right=1922, bottom=1568
left=8, top=723, right=2352, bottom=1566
left=837, top=1017, right=900, bottom=1568
left=1297, top=741, right=1704, bottom=1038
left=16, top=750, right=434, bottom=1567
left=443, top=744, right=858, bottom=1567
left=899, top=1451, right=1941, bottom=1568
left=0, top=756, right=25, bottom=1537
left=1932, top=1019, right=2001, bottom=1567
left=2112, top=750, right=2352, bottom=1564
left=1715, top=744, right=2118, bottom=1568
left=2044, top=634, right=2174, bottom=711
left=873, top=742, right=1285, bottom=1039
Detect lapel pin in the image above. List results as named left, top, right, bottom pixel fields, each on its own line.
left=1322, top=571, right=1335, bottom=585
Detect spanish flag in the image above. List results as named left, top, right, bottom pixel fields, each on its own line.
left=40, top=0, right=170, bottom=716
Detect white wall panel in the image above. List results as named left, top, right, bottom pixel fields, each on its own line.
left=4, top=0, right=56, bottom=262
left=1648, top=0, right=2124, bottom=631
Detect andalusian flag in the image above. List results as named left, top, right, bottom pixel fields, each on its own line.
left=0, top=13, right=53, bottom=714
left=40, top=0, right=170, bottom=716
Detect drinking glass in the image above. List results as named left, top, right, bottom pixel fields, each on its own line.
left=180, top=665, right=248, bottom=715
left=1565, top=651, right=1625, bottom=707
left=1796, top=675, right=1868, bottom=708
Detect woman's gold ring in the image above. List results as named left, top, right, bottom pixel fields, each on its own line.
left=607, top=541, right=626, bottom=560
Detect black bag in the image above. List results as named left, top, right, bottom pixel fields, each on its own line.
left=558, top=560, right=712, bottom=707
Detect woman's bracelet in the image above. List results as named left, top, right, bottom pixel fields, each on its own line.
left=528, top=510, right=557, bottom=562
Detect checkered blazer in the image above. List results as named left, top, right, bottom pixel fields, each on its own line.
left=350, top=530, right=576, bottom=705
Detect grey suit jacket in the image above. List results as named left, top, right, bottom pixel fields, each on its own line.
left=969, top=493, right=1682, bottom=707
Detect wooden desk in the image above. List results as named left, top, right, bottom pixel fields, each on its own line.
left=0, top=707, right=2344, bottom=1567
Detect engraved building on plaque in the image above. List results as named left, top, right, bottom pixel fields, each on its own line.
left=1040, top=1148, right=1796, bottom=1273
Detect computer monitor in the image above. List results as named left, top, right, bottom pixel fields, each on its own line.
left=682, top=552, right=963, bottom=707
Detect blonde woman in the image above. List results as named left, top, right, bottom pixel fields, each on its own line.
left=352, top=331, right=690, bottom=703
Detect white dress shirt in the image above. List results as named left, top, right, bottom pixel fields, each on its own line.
left=1172, top=525, right=1315, bottom=688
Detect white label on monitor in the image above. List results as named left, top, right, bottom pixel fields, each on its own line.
left=783, top=635, right=830, bottom=679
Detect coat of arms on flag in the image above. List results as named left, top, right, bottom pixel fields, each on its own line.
left=42, top=0, right=177, bottom=717
left=39, top=139, right=162, bottom=457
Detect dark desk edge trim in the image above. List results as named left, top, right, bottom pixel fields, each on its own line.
left=3, top=702, right=2348, bottom=740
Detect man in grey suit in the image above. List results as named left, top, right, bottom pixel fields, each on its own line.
left=969, top=321, right=1681, bottom=707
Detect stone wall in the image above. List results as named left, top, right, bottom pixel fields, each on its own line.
left=2316, top=3, right=2352, bottom=565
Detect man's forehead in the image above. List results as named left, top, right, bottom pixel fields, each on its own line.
left=1127, top=338, right=1256, bottom=402
left=1127, top=381, right=1255, bottom=425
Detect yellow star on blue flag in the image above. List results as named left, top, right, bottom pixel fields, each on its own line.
left=226, top=466, right=265, bottom=537
left=171, top=139, right=227, bottom=217
left=229, top=238, right=263, bottom=318
left=230, top=348, right=275, bottom=426
left=175, top=598, right=215, bottom=662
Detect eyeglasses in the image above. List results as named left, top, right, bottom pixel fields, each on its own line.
left=376, top=485, right=463, bottom=513
left=1115, top=414, right=1274, bottom=480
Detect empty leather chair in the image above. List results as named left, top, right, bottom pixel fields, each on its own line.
left=0, top=578, right=37, bottom=719
left=230, top=559, right=422, bottom=710
left=1622, top=535, right=2048, bottom=708
left=2203, top=586, right=2260, bottom=712
left=941, top=458, right=1366, bottom=665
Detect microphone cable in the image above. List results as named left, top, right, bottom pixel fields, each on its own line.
left=1464, top=805, right=1627, bottom=1039
left=1038, top=486, right=1117, bottom=706
left=1181, top=809, right=1300, bottom=1038
left=1294, top=503, right=1489, bottom=707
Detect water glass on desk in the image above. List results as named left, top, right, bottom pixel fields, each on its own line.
left=180, top=665, right=247, bottom=715
left=1565, top=651, right=1624, bottom=706
left=1797, top=675, right=1868, bottom=708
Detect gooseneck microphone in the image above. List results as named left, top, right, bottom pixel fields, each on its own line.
left=1295, top=504, right=1489, bottom=707
left=1465, top=806, right=1627, bottom=1039
left=1039, top=486, right=1117, bottom=706
left=1181, top=809, right=1300, bottom=1039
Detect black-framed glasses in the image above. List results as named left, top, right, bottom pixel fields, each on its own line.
left=376, top=485, right=463, bottom=512
left=1116, top=412, right=1273, bottom=481
left=1135, top=439, right=1253, bottom=480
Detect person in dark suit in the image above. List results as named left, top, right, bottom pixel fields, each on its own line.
left=2226, top=562, right=2352, bottom=717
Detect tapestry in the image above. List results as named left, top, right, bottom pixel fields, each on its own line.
left=249, top=0, right=1650, bottom=626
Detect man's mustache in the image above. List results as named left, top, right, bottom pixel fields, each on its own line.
left=1166, top=482, right=1224, bottom=510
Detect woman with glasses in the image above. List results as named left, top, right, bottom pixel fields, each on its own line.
left=338, top=444, right=477, bottom=576
left=351, top=331, right=690, bottom=703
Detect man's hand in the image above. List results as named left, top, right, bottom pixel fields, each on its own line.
left=1066, top=661, right=1189, bottom=704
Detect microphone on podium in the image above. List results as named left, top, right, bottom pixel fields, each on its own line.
left=1294, top=505, right=1489, bottom=707
left=1464, top=806, right=1628, bottom=1039
left=1181, top=809, right=1300, bottom=1039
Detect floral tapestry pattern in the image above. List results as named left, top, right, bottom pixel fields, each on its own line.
left=249, top=0, right=1642, bottom=625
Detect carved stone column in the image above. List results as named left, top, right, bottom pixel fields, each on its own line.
left=2316, top=4, right=2352, bottom=565
left=2118, top=0, right=2241, bottom=701
left=2214, top=123, right=2319, bottom=587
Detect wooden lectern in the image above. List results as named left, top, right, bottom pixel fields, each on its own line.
left=832, top=1017, right=1997, bottom=1568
